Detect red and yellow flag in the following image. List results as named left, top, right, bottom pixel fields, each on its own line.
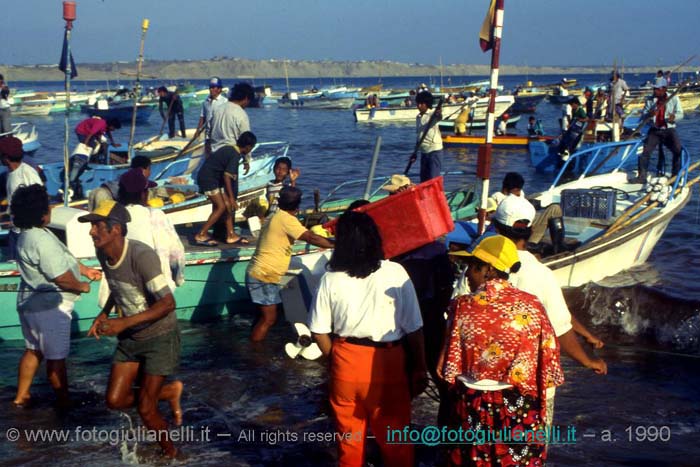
left=479, top=0, right=497, bottom=52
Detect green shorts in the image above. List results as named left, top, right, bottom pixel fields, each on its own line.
left=113, top=328, right=181, bottom=376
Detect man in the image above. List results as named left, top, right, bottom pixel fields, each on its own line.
left=197, top=77, right=228, bottom=154
left=157, top=86, right=186, bottom=139
left=496, top=113, right=509, bottom=135
left=246, top=186, right=334, bottom=342
left=209, top=82, right=255, bottom=240
left=557, top=97, right=587, bottom=162
left=82, top=201, right=183, bottom=458
left=0, top=136, right=43, bottom=259
left=88, top=155, right=155, bottom=210
left=608, top=71, right=629, bottom=122
left=70, top=117, right=122, bottom=198
left=412, top=91, right=443, bottom=182
left=633, top=78, right=684, bottom=182
left=0, top=74, right=12, bottom=134
left=490, top=172, right=567, bottom=252
left=490, top=196, right=607, bottom=425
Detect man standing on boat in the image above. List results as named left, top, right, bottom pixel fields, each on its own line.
left=82, top=200, right=183, bottom=458
left=634, top=78, right=684, bottom=181
left=0, top=74, right=12, bottom=134
left=197, top=77, right=227, bottom=155
left=414, top=91, right=443, bottom=182
left=608, top=71, right=629, bottom=122
left=157, top=86, right=186, bottom=139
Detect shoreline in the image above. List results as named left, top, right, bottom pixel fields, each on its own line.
left=1, top=58, right=695, bottom=82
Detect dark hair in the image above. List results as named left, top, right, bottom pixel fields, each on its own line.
left=11, top=184, right=49, bottom=229
left=104, top=218, right=128, bottom=237
left=470, top=256, right=512, bottom=279
left=130, top=155, right=152, bottom=170
left=502, top=172, right=525, bottom=191
left=107, top=118, right=122, bottom=130
left=346, top=199, right=370, bottom=213
left=277, top=186, right=302, bottom=211
left=117, top=182, right=145, bottom=206
left=237, top=131, right=257, bottom=148
left=415, top=91, right=434, bottom=108
left=273, top=156, right=292, bottom=171
left=229, top=82, right=255, bottom=101
left=328, top=211, right=383, bottom=279
left=157, top=86, right=168, bottom=93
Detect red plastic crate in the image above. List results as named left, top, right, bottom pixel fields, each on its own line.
left=324, top=177, right=454, bottom=258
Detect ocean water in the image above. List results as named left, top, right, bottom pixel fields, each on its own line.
left=1, top=74, right=699, bottom=466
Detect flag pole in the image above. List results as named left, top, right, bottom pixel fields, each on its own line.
left=128, top=18, right=150, bottom=161
left=62, top=1, right=76, bottom=207
left=476, top=0, right=504, bottom=234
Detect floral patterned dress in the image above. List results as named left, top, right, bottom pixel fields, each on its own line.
left=442, top=279, right=564, bottom=467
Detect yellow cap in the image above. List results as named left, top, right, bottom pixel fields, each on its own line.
left=449, top=235, right=520, bottom=274
left=147, top=197, right=164, bottom=208
left=169, top=193, right=185, bottom=204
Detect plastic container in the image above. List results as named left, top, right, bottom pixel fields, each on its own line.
left=560, top=189, right=616, bottom=219
left=324, top=177, right=454, bottom=258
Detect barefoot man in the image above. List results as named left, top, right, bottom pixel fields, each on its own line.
left=81, top=200, right=183, bottom=458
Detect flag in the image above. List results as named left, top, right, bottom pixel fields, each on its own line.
left=58, top=29, right=78, bottom=78
left=479, top=0, right=497, bottom=52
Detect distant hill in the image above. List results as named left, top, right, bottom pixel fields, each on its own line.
left=0, top=58, right=691, bottom=82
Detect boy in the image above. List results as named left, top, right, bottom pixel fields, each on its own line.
left=266, top=156, right=300, bottom=216
left=414, top=91, right=443, bottom=182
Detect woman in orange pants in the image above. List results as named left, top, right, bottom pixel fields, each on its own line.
left=309, top=211, right=429, bottom=467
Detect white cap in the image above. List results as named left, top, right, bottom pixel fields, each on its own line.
left=494, top=194, right=536, bottom=228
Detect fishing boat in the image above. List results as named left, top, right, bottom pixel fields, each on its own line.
left=353, top=95, right=514, bottom=122
left=438, top=113, right=521, bottom=132
left=11, top=102, right=53, bottom=117
left=443, top=132, right=553, bottom=149
left=0, top=122, right=41, bottom=154
left=450, top=138, right=696, bottom=288
left=278, top=93, right=355, bottom=110
left=80, top=100, right=156, bottom=123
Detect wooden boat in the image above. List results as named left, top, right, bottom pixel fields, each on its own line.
left=278, top=93, right=355, bottom=110
left=438, top=114, right=521, bottom=132
left=11, top=102, right=53, bottom=117
left=443, top=133, right=553, bottom=149
left=353, top=95, right=514, bottom=123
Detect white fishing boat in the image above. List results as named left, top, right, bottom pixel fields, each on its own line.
left=353, top=95, right=514, bottom=122
left=278, top=93, right=355, bottom=110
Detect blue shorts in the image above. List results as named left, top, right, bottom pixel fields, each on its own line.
left=246, top=271, right=282, bottom=306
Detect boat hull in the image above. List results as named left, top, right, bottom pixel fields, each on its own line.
left=443, top=133, right=553, bottom=148
left=353, top=96, right=514, bottom=122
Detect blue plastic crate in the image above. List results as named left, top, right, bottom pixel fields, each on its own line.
left=560, top=189, right=616, bottom=219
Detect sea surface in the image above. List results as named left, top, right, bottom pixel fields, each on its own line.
left=1, top=74, right=699, bottom=466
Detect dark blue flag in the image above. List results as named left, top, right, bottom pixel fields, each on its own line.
left=58, top=29, right=78, bottom=78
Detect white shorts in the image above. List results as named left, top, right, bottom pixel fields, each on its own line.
left=19, top=303, right=74, bottom=360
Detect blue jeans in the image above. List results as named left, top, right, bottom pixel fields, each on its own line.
left=420, top=149, right=443, bottom=182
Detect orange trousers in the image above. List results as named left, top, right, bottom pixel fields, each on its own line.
left=329, top=341, right=413, bottom=467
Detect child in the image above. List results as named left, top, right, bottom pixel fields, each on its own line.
left=414, top=91, right=443, bottom=182
left=266, top=156, right=300, bottom=216
left=195, top=131, right=256, bottom=245
left=527, top=116, right=544, bottom=137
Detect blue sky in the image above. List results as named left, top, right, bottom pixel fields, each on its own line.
left=1, top=0, right=698, bottom=67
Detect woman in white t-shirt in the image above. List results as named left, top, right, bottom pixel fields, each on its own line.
left=309, top=211, right=428, bottom=467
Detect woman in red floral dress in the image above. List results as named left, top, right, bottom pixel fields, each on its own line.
left=439, top=235, right=564, bottom=467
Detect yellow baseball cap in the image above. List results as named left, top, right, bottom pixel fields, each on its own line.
left=450, top=235, right=521, bottom=274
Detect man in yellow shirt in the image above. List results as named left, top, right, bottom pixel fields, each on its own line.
left=246, top=187, right=334, bottom=341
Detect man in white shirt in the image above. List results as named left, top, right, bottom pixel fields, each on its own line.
left=413, top=91, right=443, bottom=182
left=1, top=136, right=43, bottom=259
left=197, top=77, right=228, bottom=155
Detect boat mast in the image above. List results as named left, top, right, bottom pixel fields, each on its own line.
left=284, top=59, right=290, bottom=94
left=440, top=56, right=444, bottom=90
left=128, top=18, right=149, bottom=160
left=61, top=1, right=76, bottom=208
left=476, top=0, right=504, bottom=234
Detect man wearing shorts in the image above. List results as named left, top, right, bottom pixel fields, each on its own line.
left=81, top=200, right=183, bottom=458
left=246, top=187, right=334, bottom=342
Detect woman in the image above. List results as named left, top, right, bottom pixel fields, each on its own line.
left=439, top=235, right=564, bottom=467
left=194, top=131, right=256, bottom=245
left=309, top=211, right=428, bottom=467
left=12, top=184, right=101, bottom=407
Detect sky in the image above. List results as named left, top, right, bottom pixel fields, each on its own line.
left=1, top=0, right=699, bottom=68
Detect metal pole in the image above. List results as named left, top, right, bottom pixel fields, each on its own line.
left=363, top=135, right=382, bottom=200
left=128, top=18, right=149, bottom=161
left=476, top=0, right=504, bottom=234
left=63, top=25, right=72, bottom=207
